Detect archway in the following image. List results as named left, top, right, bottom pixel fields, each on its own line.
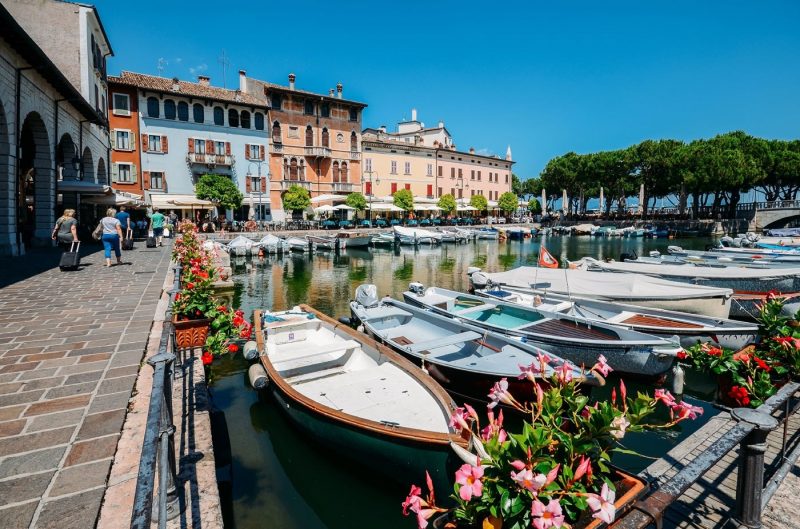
left=56, top=134, right=78, bottom=181
left=97, top=158, right=107, bottom=185
left=0, top=97, right=11, bottom=254
left=18, top=112, right=52, bottom=248
left=82, top=147, right=94, bottom=182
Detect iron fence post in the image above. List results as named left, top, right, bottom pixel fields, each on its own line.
left=731, top=407, right=778, bottom=529
left=148, top=352, right=181, bottom=523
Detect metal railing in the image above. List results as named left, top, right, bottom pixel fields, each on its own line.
left=130, top=266, right=182, bottom=529
left=614, top=382, right=800, bottom=529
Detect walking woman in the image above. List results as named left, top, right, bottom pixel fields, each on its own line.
left=52, top=209, right=79, bottom=250
left=100, top=208, right=124, bottom=267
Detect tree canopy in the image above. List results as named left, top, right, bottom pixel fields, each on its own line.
left=469, top=194, right=488, bottom=212
left=345, top=192, right=367, bottom=211
left=282, top=185, right=311, bottom=211
left=498, top=192, right=519, bottom=213
left=527, top=199, right=542, bottom=215
left=393, top=189, right=414, bottom=211
left=195, top=174, right=243, bottom=211
left=437, top=194, right=457, bottom=214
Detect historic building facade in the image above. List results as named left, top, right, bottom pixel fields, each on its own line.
left=0, top=1, right=112, bottom=255
left=108, top=71, right=270, bottom=219
left=361, top=110, right=514, bottom=202
left=242, top=72, right=366, bottom=220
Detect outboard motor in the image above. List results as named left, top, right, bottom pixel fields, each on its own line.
left=619, top=251, right=638, bottom=262
left=719, top=236, right=734, bottom=248
left=649, top=250, right=661, bottom=258
left=408, top=282, right=425, bottom=296
left=355, top=284, right=380, bottom=308
left=470, top=271, right=489, bottom=290
left=667, top=245, right=682, bottom=254
left=466, top=266, right=482, bottom=275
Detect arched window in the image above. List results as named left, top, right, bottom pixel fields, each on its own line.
left=228, top=109, right=239, bottom=127
left=305, top=125, right=313, bottom=147
left=272, top=121, right=281, bottom=143
left=341, top=162, right=348, bottom=181
left=177, top=101, right=189, bottom=121
left=350, top=131, right=358, bottom=151
left=283, top=158, right=289, bottom=179
left=147, top=97, right=159, bottom=118
left=332, top=161, right=340, bottom=183
left=193, top=103, right=204, bottom=123
left=321, top=128, right=329, bottom=148
left=213, top=107, right=224, bottom=126
left=289, top=158, right=298, bottom=181
left=254, top=112, right=264, bottom=130
left=299, top=159, right=305, bottom=180
left=240, top=110, right=251, bottom=129
left=164, top=99, right=176, bottom=119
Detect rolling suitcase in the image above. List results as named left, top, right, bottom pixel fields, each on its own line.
left=146, top=236, right=157, bottom=248
left=59, top=241, right=81, bottom=271
left=122, top=229, right=134, bottom=251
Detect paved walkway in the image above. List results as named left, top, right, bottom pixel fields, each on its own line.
left=0, top=242, right=172, bottom=529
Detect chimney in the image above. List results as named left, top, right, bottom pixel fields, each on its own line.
left=438, top=120, right=444, bottom=129
left=411, top=108, right=417, bottom=121
left=379, top=125, right=387, bottom=133
left=171, top=77, right=180, bottom=91
left=329, top=89, right=335, bottom=97
left=288, top=73, right=296, bottom=90
left=239, top=70, right=247, bottom=93
left=198, top=75, right=210, bottom=86
left=469, top=147, right=475, bottom=154
left=336, top=82, right=343, bottom=99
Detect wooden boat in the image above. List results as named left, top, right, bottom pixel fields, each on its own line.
left=336, top=232, right=373, bottom=248
left=403, top=285, right=682, bottom=376
left=469, top=266, right=733, bottom=318
left=307, top=235, right=339, bottom=252
left=474, top=285, right=758, bottom=350
left=393, top=226, right=442, bottom=245
left=255, top=305, right=466, bottom=491
left=286, top=236, right=310, bottom=253
left=349, top=286, right=598, bottom=405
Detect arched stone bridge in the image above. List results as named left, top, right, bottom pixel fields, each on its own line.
left=735, top=200, right=800, bottom=230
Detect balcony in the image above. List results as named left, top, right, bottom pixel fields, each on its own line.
left=278, top=179, right=312, bottom=191
left=331, top=182, right=357, bottom=193
left=304, top=146, right=332, bottom=158
left=186, top=153, right=234, bottom=166
left=350, top=151, right=361, bottom=161
left=272, top=142, right=283, bottom=154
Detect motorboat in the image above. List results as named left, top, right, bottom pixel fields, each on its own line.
left=350, top=285, right=598, bottom=405
left=571, top=224, right=595, bottom=235
left=403, top=285, right=682, bottom=377
left=468, top=266, right=733, bottom=319
left=254, top=305, right=465, bottom=491
left=257, top=233, right=287, bottom=254
left=336, top=232, right=373, bottom=248
left=371, top=232, right=396, bottom=247
left=227, top=235, right=255, bottom=256
left=307, top=235, right=339, bottom=252
left=667, top=246, right=800, bottom=265
left=286, top=236, right=310, bottom=253
left=474, top=285, right=758, bottom=350
left=438, top=227, right=469, bottom=243
left=474, top=228, right=499, bottom=240
left=393, top=226, right=442, bottom=245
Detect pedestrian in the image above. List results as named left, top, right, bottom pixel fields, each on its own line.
left=51, top=208, right=79, bottom=250
left=100, top=208, right=124, bottom=267
left=148, top=207, right=166, bottom=247
left=168, top=210, right=178, bottom=226
left=116, top=205, right=132, bottom=242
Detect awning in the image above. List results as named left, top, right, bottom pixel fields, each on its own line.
left=311, top=194, right=347, bottom=204
left=457, top=205, right=478, bottom=211
left=83, top=191, right=145, bottom=207
left=334, top=204, right=355, bottom=211
left=57, top=180, right=111, bottom=195
left=150, top=194, right=215, bottom=208
left=314, top=204, right=337, bottom=213
left=367, top=203, right=405, bottom=212
left=416, top=204, right=443, bottom=211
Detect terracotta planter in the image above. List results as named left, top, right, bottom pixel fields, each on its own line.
left=432, top=469, right=647, bottom=529
left=172, top=316, right=211, bottom=349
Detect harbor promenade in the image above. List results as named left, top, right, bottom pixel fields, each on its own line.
left=0, top=243, right=172, bottom=529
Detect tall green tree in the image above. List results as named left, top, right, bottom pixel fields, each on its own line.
left=437, top=194, right=457, bottom=215
left=282, top=185, right=311, bottom=212
left=469, top=194, right=488, bottom=213
left=195, top=174, right=244, bottom=211
left=511, top=174, right=523, bottom=196
left=393, top=189, right=414, bottom=213
left=498, top=192, right=519, bottom=214
left=345, top=192, right=367, bottom=211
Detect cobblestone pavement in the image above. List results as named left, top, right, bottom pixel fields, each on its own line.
left=0, top=242, right=172, bottom=529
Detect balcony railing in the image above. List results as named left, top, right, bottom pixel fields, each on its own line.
left=350, top=151, right=362, bottom=161
left=186, top=153, right=234, bottom=166
left=331, top=182, right=357, bottom=193
left=304, top=146, right=332, bottom=158
left=278, top=179, right=312, bottom=191
left=272, top=143, right=283, bottom=154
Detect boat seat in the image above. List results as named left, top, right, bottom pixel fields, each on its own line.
left=406, top=331, right=482, bottom=353
left=457, top=303, right=496, bottom=315
left=270, top=339, right=360, bottom=372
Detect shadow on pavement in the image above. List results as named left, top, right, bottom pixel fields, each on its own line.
left=0, top=244, right=104, bottom=289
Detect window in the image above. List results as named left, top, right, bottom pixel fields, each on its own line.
left=427, top=164, right=433, bottom=177
left=112, top=93, right=130, bottom=115
left=149, top=135, right=162, bottom=152
left=249, top=144, right=261, bottom=159
left=505, top=173, right=509, bottom=183
left=438, top=166, right=443, bottom=177
left=213, top=107, right=224, bottom=126
left=341, top=162, right=348, bottom=181
left=405, top=184, right=411, bottom=191
left=391, top=182, right=398, bottom=194
left=451, top=168, right=455, bottom=179
left=94, top=86, right=99, bottom=109
left=193, top=103, right=204, bottom=123
left=272, top=121, right=281, bottom=143
left=471, top=170, right=475, bottom=180
left=427, top=184, right=433, bottom=197
left=177, top=101, right=189, bottom=121
left=194, top=139, right=205, bottom=154
left=321, top=103, right=330, bottom=118
left=252, top=175, right=263, bottom=192
left=150, top=171, right=164, bottom=190
left=241, top=110, right=251, bottom=129
left=215, top=141, right=226, bottom=155
left=272, top=94, right=282, bottom=111
left=289, top=158, right=298, bottom=180
left=404, top=162, right=411, bottom=175
left=228, top=109, right=239, bottom=127
left=438, top=187, right=442, bottom=197
left=365, top=181, right=372, bottom=195
left=147, top=97, right=159, bottom=118
left=305, top=126, right=314, bottom=147
left=304, top=100, right=314, bottom=115
left=118, top=164, right=132, bottom=183
left=349, top=107, right=358, bottom=121
left=478, top=170, right=481, bottom=181
left=299, top=159, right=305, bottom=179
left=332, top=161, right=340, bottom=182
left=254, top=112, right=264, bottom=130
left=451, top=187, right=455, bottom=196
left=458, top=168, right=463, bottom=178
left=321, top=128, right=329, bottom=148
left=458, top=188, right=463, bottom=199
left=365, top=158, right=372, bottom=172
left=391, top=161, right=397, bottom=174
left=350, top=131, right=357, bottom=151
left=115, top=130, right=131, bottom=150
left=164, top=99, right=176, bottom=119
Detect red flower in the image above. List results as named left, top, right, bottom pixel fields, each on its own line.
left=702, top=345, right=723, bottom=357
left=227, top=343, right=239, bottom=354
left=235, top=309, right=244, bottom=317
left=766, top=290, right=781, bottom=302
left=201, top=351, right=213, bottom=366
left=196, top=271, right=209, bottom=279
left=217, top=306, right=228, bottom=313
left=240, top=328, right=251, bottom=339
left=186, top=282, right=195, bottom=290
left=728, top=386, right=751, bottom=406
left=754, top=357, right=771, bottom=372
left=733, top=350, right=751, bottom=363
left=676, top=350, right=688, bottom=361
left=232, top=316, right=244, bottom=327
left=195, top=310, right=202, bottom=317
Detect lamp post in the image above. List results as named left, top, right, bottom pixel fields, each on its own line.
left=363, top=169, right=379, bottom=225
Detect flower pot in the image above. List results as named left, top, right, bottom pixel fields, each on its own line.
left=172, top=316, right=211, bottom=349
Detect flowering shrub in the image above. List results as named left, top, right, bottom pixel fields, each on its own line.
left=755, top=293, right=800, bottom=378
left=403, top=354, right=702, bottom=529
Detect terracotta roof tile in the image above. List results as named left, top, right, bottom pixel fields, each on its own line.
left=109, top=71, right=267, bottom=107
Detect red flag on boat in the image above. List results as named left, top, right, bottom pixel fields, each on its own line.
left=538, top=245, right=559, bottom=268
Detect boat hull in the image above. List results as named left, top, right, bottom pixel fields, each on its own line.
left=340, top=236, right=373, bottom=248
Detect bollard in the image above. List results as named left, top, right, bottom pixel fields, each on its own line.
left=730, top=407, right=778, bottom=529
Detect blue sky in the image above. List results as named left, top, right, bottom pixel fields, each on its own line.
left=94, top=0, right=800, bottom=179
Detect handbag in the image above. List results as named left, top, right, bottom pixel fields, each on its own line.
left=92, top=221, right=103, bottom=241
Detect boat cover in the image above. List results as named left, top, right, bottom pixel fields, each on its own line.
left=574, top=257, right=800, bottom=280
left=258, top=234, right=281, bottom=246
left=227, top=235, right=254, bottom=249
left=355, top=284, right=380, bottom=308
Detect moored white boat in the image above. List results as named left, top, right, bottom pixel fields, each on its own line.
left=474, top=228, right=499, bottom=240
left=336, top=232, right=372, bottom=248
left=307, top=235, right=339, bottom=252
left=286, top=236, right=310, bottom=252
left=393, top=225, right=442, bottom=245
left=257, top=233, right=287, bottom=254
left=227, top=235, right=255, bottom=256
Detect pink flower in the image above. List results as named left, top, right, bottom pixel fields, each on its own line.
left=455, top=463, right=484, bottom=501
left=511, top=468, right=547, bottom=494
left=610, top=415, right=630, bottom=440
left=401, top=472, right=446, bottom=529
left=509, top=459, right=526, bottom=471
left=654, top=388, right=677, bottom=408
left=587, top=483, right=617, bottom=524
left=449, top=407, right=471, bottom=432
left=592, top=354, right=613, bottom=377
left=554, top=362, right=573, bottom=385
left=620, top=379, right=627, bottom=403
left=518, top=362, right=540, bottom=382
left=671, top=400, right=704, bottom=420
left=464, top=403, right=479, bottom=422
left=480, top=409, right=507, bottom=443
left=531, top=498, right=565, bottom=529
left=573, top=456, right=591, bottom=482
left=402, top=484, right=422, bottom=515
left=488, top=378, right=514, bottom=409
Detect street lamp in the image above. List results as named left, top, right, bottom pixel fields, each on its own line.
left=363, top=169, right=379, bottom=225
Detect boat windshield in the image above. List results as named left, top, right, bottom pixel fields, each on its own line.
left=457, top=299, right=543, bottom=328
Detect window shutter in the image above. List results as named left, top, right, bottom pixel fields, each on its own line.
left=260, top=145, right=265, bottom=160
left=206, top=139, right=213, bottom=154
left=141, top=134, right=148, bottom=152
left=225, top=142, right=231, bottom=156
left=162, top=173, right=168, bottom=192
left=245, top=144, right=250, bottom=158
left=111, top=163, right=119, bottom=182
left=110, top=130, right=116, bottom=149
left=143, top=171, right=150, bottom=189
left=188, top=138, right=194, bottom=151
left=245, top=175, right=252, bottom=193
left=162, top=136, right=168, bottom=153
left=260, top=176, right=266, bottom=192
left=131, top=163, right=138, bottom=183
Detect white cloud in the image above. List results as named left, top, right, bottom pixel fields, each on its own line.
left=175, top=57, right=183, bottom=64
left=189, top=63, right=208, bottom=75
left=476, top=148, right=493, bottom=156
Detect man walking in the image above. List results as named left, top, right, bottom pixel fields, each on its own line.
left=116, top=206, right=132, bottom=247
left=149, top=207, right=166, bottom=247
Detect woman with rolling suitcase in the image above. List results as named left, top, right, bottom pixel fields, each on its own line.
left=52, top=209, right=79, bottom=250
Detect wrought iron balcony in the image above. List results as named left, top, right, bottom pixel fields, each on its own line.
left=350, top=151, right=362, bottom=161
left=278, top=179, right=312, bottom=191
left=304, top=146, right=331, bottom=158
left=331, top=182, right=357, bottom=193
left=272, top=142, right=283, bottom=154
left=186, top=153, right=234, bottom=166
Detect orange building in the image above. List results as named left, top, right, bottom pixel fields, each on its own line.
left=107, top=82, right=143, bottom=197
left=242, top=73, right=367, bottom=220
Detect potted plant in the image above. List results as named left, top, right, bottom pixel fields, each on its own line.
left=403, top=355, right=703, bottom=529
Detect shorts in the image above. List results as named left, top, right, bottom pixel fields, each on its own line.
left=153, top=227, right=164, bottom=237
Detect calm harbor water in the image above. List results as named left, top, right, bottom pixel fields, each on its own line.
left=209, top=235, right=720, bottom=529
